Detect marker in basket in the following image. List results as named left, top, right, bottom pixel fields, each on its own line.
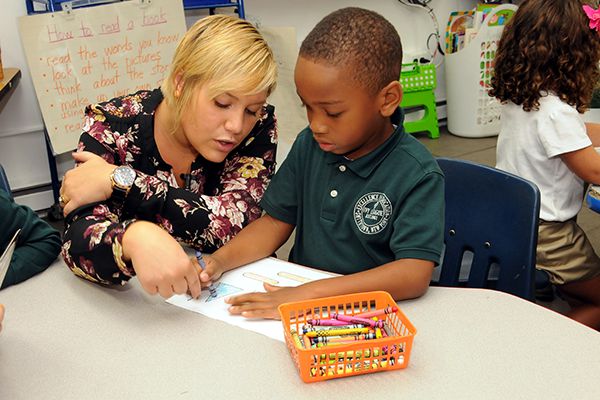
left=195, top=250, right=217, bottom=298
left=331, top=312, right=385, bottom=328
left=354, top=306, right=398, bottom=319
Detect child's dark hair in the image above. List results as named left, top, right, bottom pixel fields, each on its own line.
left=490, top=0, right=600, bottom=113
left=299, top=7, right=403, bottom=94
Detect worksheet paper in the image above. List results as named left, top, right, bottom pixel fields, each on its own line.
left=166, top=257, right=337, bottom=342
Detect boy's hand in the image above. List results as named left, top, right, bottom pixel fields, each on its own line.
left=195, top=254, right=225, bottom=289
left=225, top=283, right=302, bottom=320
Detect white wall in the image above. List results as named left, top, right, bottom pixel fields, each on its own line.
left=0, top=0, right=477, bottom=210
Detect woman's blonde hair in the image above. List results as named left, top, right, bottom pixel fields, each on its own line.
left=162, top=15, right=277, bottom=130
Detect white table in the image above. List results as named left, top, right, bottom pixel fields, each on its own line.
left=1, top=260, right=599, bottom=399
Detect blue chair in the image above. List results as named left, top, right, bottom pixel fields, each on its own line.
left=434, top=158, right=541, bottom=300
left=0, top=164, right=12, bottom=199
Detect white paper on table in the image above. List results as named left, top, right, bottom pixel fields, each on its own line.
left=166, top=257, right=337, bottom=342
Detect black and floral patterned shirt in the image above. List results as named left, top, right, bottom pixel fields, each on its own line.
left=62, top=89, right=277, bottom=285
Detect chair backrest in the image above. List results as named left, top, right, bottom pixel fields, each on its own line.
left=0, top=164, right=12, bottom=199
left=435, top=158, right=540, bottom=300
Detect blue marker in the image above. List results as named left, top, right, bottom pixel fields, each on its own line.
left=195, top=250, right=217, bottom=298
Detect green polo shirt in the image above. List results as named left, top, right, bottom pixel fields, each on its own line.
left=261, top=111, right=444, bottom=275
left=0, top=190, right=61, bottom=288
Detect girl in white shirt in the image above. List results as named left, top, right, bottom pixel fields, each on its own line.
left=490, top=0, right=600, bottom=330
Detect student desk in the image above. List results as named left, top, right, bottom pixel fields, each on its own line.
left=1, top=259, right=599, bottom=399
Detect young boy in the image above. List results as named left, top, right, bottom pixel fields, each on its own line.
left=202, top=7, right=444, bottom=319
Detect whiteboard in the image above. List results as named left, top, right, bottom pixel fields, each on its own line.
left=18, top=0, right=186, bottom=154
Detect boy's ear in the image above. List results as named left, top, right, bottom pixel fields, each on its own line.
left=378, top=80, right=402, bottom=118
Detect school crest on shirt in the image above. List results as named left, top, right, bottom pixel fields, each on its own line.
left=353, top=192, right=392, bottom=235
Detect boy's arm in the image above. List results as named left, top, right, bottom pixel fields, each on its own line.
left=225, top=258, right=434, bottom=319
left=203, top=214, right=295, bottom=280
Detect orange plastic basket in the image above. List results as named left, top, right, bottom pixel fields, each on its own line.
left=278, top=291, right=416, bottom=383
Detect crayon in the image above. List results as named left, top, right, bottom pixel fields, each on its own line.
left=303, top=334, right=312, bottom=349
left=374, top=317, right=383, bottom=339
left=307, top=318, right=350, bottom=326
left=331, top=312, right=384, bottom=328
left=305, top=327, right=370, bottom=338
left=302, top=324, right=365, bottom=334
left=382, top=320, right=392, bottom=337
left=381, top=324, right=388, bottom=337
left=195, top=250, right=217, bottom=298
left=355, top=306, right=398, bottom=319
left=313, top=332, right=377, bottom=344
left=290, top=329, right=304, bottom=349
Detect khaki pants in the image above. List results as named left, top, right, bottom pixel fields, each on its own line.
left=537, top=220, right=600, bottom=285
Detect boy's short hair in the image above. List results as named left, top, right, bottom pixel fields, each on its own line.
left=162, top=15, right=277, bottom=132
left=299, top=7, right=403, bottom=94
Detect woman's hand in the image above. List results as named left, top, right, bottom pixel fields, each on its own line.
left=122, top=221, right=202, bottom=299
left=224, top=283, right=304, bottom=320
left=61, top=151, right=116, bottom=216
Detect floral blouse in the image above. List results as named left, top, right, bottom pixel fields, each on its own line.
left=62, top=89, right=277, bottom=285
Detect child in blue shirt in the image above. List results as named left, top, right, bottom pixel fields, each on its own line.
left=201, top=7, right=444, bottom=319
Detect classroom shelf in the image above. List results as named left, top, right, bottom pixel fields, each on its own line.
left=0, top=69, right=22, bottom=103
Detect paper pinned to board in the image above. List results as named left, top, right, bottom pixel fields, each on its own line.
left=0, top=229, right=21, bottom=286
left=166, top=257, right=337, bottom=342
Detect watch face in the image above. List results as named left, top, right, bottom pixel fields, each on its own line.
left=114, top=166, right=136, bottom=187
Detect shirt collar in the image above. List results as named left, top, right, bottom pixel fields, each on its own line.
left=324, top=108, right=405, bottom=178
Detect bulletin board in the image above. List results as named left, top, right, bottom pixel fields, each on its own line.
left=18, top=0, right=186, bottom=154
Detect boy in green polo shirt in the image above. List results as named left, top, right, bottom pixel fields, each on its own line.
left=202, top=7, right=444, bottom=319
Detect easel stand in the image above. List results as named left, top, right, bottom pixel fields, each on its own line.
left=44, top=129, right=63, bottom=221
left=25, top=0, right=245, bottom=220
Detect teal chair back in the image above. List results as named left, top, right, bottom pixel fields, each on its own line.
left=434, top=158, right=540, bottom=300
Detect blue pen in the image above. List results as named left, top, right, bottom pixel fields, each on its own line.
left=195, top=250, right=217, bottom=298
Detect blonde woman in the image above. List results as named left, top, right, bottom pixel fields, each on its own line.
left=59, top=15, right=278, bottom=299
